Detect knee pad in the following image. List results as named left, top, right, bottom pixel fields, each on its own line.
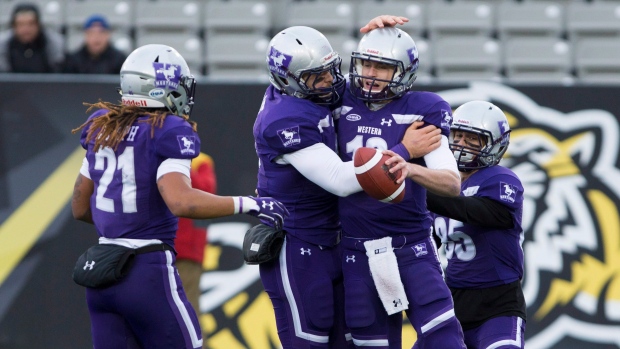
left=302, top=280, right=334, bottom=330
left=344, top=279, right=378, bottom=329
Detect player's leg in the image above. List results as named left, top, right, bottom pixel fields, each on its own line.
left=329, top=244, right=355, bottom=349
left=117, top=250, right=203, bottom=349
left=464, top=316, right=525, bottom=349
left=341, top=238, right=403, bottom=349
left=176, top=259, right=209, bottom=349
left=398, top=237, right=465, bottom=349
left=86, top=289, right=141, bottom=349
left=259, top=234, right=340, bottom=349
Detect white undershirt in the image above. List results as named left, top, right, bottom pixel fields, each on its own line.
left=156, top=158, right=191, bottom=181
left=280, top=143, right=363, bottom=197
left=424, top=136, right=459, bottom=176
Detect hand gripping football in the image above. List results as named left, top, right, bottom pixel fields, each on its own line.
left=353, top=147, right=405, bottom=203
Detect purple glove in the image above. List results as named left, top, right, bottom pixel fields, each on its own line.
left=234, top=196, right=289, bottom=231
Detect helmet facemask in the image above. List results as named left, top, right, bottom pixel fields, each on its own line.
left=165, top=74, right=196, bottom=116
left=450, top=125, right=510, bottom=172
left=293, top=57, right=345, bottom=105
left=349, top=53, right=414, bottom=102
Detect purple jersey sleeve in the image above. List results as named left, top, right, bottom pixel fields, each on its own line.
left=154, top=122, right=201, bottom=159
left=262, top=117, right=326, bottom=156
left=469, top=170, right=523, bottom=214
left=407, top=92, right=453, bottom=138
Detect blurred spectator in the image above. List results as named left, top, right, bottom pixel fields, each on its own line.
left=0, top=3, right=64, bottom=73
left=174, top=152, right=217, bottom=349
left=63, top=14, right=126, bottom=74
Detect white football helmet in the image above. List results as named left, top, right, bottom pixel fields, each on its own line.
left=350, top=27, right=419, bottom=102
left=119, top=44, right=196, bottom=116
left=266, top=26, right=345, bottom=105
left=450, top=100, right=511, bottom=171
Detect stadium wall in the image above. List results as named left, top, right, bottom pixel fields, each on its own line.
left=0, top=76, right=618, bottom=349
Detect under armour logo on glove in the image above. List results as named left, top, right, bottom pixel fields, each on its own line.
left=393, top=299, right=402, bottom=307
left=236, top=196, right=289, bottom=231
left=83, top=261, right=95, bottom=271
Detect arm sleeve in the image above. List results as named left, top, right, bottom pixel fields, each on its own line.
left=281, top=143, right=363, bottom=197
left=423, top=136, right=459, bottom=175
left=426, top=192, right=514, bottom=229
left=156, top=158, right=191, bottom=181
left=79, top=157, right=91, bottom=179
left=389, top=143, right=411, bottom=161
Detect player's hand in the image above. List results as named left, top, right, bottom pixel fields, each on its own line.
left=244, top=196, right=289, bottom=231
left=360, top=15, right=409, bottom=33
left=401, top=121, right=442, bottom=159
left=382, top=150, right=410, bottom=184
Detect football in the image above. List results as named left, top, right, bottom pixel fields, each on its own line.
left=353, top=147, right=406, bottom=203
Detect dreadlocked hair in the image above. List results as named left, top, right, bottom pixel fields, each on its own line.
left=71, top=100, right=198, bottom=153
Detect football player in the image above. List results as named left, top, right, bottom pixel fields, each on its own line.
left=427, top=101, right=526, bottom=348
left=335, top=28, right=466, bottom=348
left=71, top=44, right=288, bottom=349
left=253, top=18, right=437, bottom=348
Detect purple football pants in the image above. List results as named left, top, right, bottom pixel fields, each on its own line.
left=341, top=235, right=466, bottom=349
left=259, top=234, right=354, bottom=349
left=462, top=316, right=525, bottom=349
left=86, top=250, right=203, bottom=349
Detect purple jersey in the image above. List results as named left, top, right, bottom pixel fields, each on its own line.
left=80, top=109, right=200, bottom=245
left=433, top=166, right=524, bottom=288
left=336, top=84, right=453, bottom=239
left=254, top=86, right=340, bottom=246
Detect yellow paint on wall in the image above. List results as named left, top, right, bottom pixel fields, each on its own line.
left=238, top=291, right=280, bottom=348
left=402, top=315, right=418, bottom=348
left=207, top=329, right=247, bottom=349
left=223, top=292, right=249, bottom=318
left=204, top=245, right=222, bottom=270
left=0, top=146, right=84, bottom=287
left=201, top=313, right=217, bottom=335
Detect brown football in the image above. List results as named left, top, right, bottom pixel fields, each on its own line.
left=353, top=147, right=405, bottom=203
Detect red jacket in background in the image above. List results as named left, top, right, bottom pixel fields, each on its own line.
left=174, top=153, right=217, bottom=263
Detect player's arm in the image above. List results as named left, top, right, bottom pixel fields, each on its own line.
left=157, top=159, right=235, bottom=218
left=281, top=143, right=362, bottom=197
left=158, top=158, right=288, bottom=228
left=386, top=136, right=461, bottom=196
left=72, top=157, right=94, bottom=224
left=394, top=121, right=442, bottom=159
left=360, top=15, right=409, bottom=33
left=72, top=173, right=94, bottom=224
left=427, top=192, right=514, bottom=229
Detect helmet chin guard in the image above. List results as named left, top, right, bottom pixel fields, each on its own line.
left=119, top=44, right=196, bottom=116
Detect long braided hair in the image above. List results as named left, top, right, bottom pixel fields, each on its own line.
left=72, top=100, right=198, bottom=153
